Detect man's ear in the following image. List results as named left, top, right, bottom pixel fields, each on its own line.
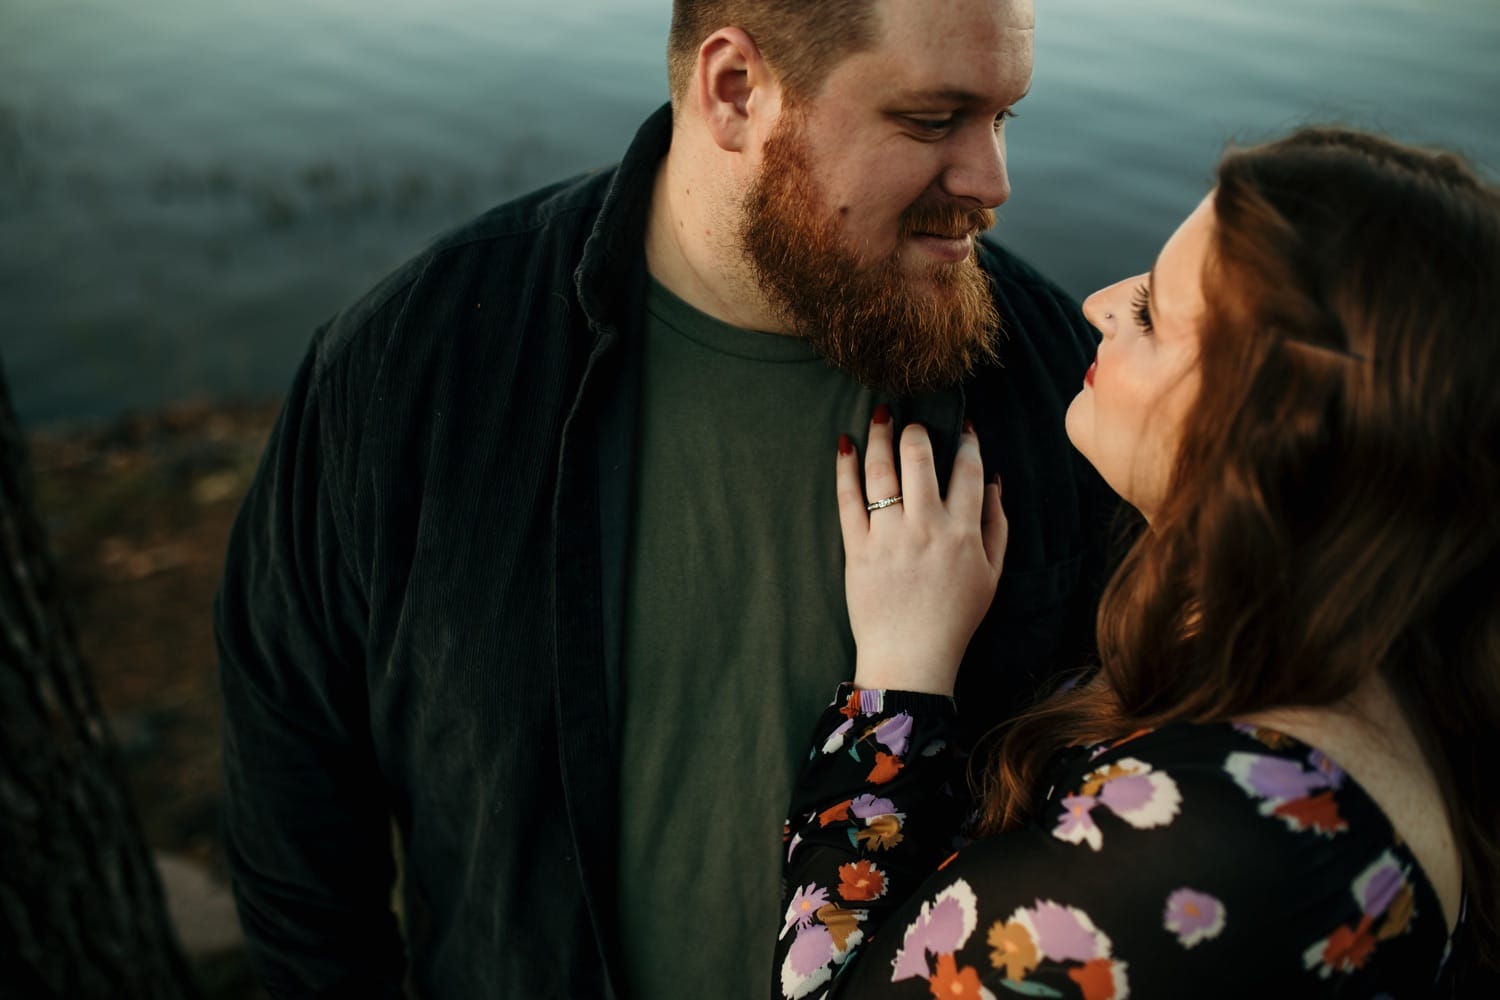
left=694, top=27, right=780, bottom=153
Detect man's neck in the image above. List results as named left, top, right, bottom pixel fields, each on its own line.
left=644, top=143, right=792, bottom=335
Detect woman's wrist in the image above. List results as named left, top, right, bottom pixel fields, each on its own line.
left=852, top=652, right=961, bottom=698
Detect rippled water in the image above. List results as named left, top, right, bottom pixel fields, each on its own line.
left=2, top=0, right=1496, bottom=425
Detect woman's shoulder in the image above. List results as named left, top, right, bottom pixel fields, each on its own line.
left=838, top=721, right=1452, bottom=998
left=1049, top=719, right=1448, bottom=919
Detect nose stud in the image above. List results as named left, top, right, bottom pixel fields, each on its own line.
left=1104, top=311, right=1114, bottom=321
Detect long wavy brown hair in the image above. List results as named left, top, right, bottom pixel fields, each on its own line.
left=977, top=127, right=1500, bottom=966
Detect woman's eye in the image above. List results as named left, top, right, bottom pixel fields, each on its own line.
left=1131, top=284, right=1155, bottom=334
left=993, top=109, right=1018, bottom=130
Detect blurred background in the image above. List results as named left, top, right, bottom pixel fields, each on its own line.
left=1, top=0, right=1496, bottom=994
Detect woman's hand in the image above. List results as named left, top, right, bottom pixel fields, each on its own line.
left=837, top=410, right=1007, bottom=697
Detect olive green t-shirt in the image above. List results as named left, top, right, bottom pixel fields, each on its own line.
left=616, top=280, right=877, bottom=998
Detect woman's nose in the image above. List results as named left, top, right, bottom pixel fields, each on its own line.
left=1083, top=274, right=1146, bottom=338
left=1082, top=287, right=1116, bottom=337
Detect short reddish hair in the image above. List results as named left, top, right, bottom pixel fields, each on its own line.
left=667, top=1, right=880, bottom=105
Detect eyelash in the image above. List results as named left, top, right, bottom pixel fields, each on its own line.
left=1131, top=284, right=1154, bottom=334
left=907, top=109, right=1018, bottom=134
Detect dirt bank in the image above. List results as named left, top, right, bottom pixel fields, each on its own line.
left=29, top=398, right=282, bottom=999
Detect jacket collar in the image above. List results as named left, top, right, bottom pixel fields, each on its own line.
left=573, top=102, right=674, bottom=335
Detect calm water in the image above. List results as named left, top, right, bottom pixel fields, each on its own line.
left=2, top=0, right=1496, bottom=426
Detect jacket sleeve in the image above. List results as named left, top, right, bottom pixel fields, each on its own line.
left=775, top=684, right=967, bottom=1000
left=214, top=334, right=404, bottom=997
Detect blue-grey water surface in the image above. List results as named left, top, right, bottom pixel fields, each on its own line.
left=2, top=0, right=1496, bottom=426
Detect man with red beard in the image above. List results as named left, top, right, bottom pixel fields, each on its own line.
left=216, top=1, right=1117, bottom=997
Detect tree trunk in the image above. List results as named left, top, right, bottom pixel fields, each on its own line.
left=0, top=358, right=199, bottom=999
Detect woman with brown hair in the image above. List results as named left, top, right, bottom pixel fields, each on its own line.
left=775, top=128, right=1498, bottom=998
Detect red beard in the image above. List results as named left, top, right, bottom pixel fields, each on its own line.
left=741, top=114, right=1001, bottom=395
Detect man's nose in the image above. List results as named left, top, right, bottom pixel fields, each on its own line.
left=941, top=127, right=1011, bottom=209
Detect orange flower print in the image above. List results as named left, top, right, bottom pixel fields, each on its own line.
left=867, top=751, right=904, bottom=784
left=1067, top=957, right=1124, bottom=1000
left=815, top=902, right=866, bottom=953
left=927, top=953, right=984, bottom=1000
left=1273, top=790, right=1348, bottom=835
left=1226, top=751, right=1348, bottom=837
left=837, top=860, right=888, bottom=902
left=1234, top=722, right=1298, bottom=750
left=986, top=919, right=1039, bottom=981
left=1376, top=883, right=1415, bottom=942
left=854, top=813, right=905, bottom=851
left=1319, top=917, right=1377, bottom=973
left=818, top=799, right=853, bottom=827
left=1305, top=852, right=1413, bottom=978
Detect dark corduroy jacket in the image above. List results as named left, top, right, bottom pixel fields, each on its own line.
left=215, top=104, right=1121, bottom=999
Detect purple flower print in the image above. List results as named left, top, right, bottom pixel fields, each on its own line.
left=1357, top=853, right=1405, bottom=917
left=787, top=924, right=833, bottom=976
left=891, top=880, right=980, bottom=981
left=780, top=924, right=835, bottom=999
left=1226, top=751, right=1350, bottom=835
left=1098, top=773, right=1153, bottom=813
left=1164, top=888, right=1226, bottom=948
left=1019, top=900, right=1105, bottom=963
left=1053, top=794, right=1103, bottom=851
left=873, top=713, right=914, bottom=756
left=1053, top=759, right=1180, bottom=850
left=820, top=717, right=855, bottom=754
left=850, top=793, right=897, bottom=819
left=783, top=884, right=829, bottom=935
left=1235, top=753, right=1335, bottom=801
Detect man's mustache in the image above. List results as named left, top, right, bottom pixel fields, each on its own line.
left=900, top=204, right=997, bottom=240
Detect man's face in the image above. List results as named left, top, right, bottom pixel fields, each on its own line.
left=740, top=0, right=1035, bottom=394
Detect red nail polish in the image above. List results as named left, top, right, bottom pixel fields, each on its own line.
left=872, top=404, right=891, bottom=425
left=963, top=418, right=976, bottom=435
left=838, top=433, right=854, bottom=456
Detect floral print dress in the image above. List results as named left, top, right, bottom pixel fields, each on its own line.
left=776, top=685, right=1455, bottom=999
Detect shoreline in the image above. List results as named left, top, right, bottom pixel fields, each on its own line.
left=27, top=396, right=283, bottom=999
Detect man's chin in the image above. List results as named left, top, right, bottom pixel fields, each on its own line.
left=894, top=256, right=985, bottom=304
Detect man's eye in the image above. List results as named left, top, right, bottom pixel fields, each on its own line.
left=906, top=116, right=955, bottom=133
left=993, top=109, right=1019, bottom=130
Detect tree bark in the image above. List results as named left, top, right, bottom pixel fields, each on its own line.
left=0, top=357, right=199, bottom=999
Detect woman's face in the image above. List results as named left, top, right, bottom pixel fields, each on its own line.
left=1066, top=195, right=1214, bottom=520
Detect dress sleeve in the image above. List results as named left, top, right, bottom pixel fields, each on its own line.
left=776, top=684, right=967, bottom=1000
left=215, top=337, right=406, bottom=997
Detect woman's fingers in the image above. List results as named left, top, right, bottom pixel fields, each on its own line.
left=947, top=419, right=986, bottom=524
left=898, top=424, right=941, bottom=514
left=981, top=476, right=1009, bottom=575
left=863, top=404, right=901, bottom=517
left=835, top=433, right=868, bottom=553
